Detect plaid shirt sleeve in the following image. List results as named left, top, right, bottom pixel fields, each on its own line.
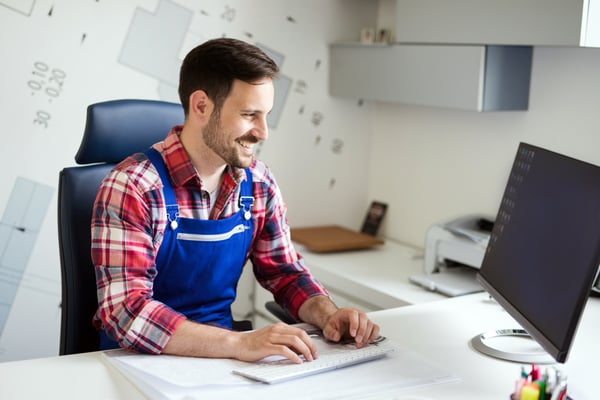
left=91, top=155, right=185, bottom=354
left=249, top=163, right=330, bottom=320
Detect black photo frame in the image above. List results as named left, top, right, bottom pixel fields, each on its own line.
left=361, top=201, right=387, bottom=236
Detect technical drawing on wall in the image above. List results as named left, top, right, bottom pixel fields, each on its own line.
left=0, top=178, right=55, bottom=339
left=118, top=0, right=192, bottom=101
left=0, top=0, right=34, bottom=16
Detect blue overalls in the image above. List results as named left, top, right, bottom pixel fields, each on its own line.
left=99, top=148, right=254, bottom=350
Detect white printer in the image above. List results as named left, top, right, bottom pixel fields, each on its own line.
left=410, top=215, right=494, bottom=296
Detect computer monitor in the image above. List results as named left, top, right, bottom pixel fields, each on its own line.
left=473, top=142, right=600, bottom=364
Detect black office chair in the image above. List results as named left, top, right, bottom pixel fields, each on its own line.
left=265, top=301, right=296, bottom=325
left=58, top=99, right=185, bottom=355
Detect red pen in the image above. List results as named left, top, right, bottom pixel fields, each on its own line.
left=530, top=363, right=541, bottom=381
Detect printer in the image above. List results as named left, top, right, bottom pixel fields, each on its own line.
left=410, top=215, right=494, bottom=296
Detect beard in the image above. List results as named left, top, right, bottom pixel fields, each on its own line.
left=202, top=110, right=256, bottom=168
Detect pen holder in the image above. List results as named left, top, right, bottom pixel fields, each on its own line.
left=510, top=364, right=569, bottom=400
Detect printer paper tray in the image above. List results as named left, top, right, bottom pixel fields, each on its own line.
left=409, top=267, right=483, bottom=297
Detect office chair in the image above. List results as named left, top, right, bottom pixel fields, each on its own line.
left=58, top=99, right=185, bottom=355
left=265, top=301, right=296, bottom=325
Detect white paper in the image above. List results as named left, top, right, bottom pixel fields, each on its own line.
left=102, top=338, right=460, bottom=400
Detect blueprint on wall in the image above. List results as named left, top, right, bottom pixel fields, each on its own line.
left=0, top=178, right=54, bottom=337
left=119, top=0, right=191, bottom=97
left=0, top=0, right=34, bottom=16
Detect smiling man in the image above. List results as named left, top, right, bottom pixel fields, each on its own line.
left=91, top=38, right=379, bottom=363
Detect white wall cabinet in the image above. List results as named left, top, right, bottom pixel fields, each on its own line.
left=394, top=0, right=600, bottom=47
left=329, top=43, right=532, bottom=111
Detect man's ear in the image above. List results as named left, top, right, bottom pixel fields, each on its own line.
left=188, top=90, right=213, bottom=121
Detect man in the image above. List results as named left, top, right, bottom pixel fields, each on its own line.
left=92, top=38, right=379, bottom=364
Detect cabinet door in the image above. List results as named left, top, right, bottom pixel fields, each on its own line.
left=329, top=44, right=531, bottom=111
left=395, top=0, right=590, bottom=46
left=330, top=44, right=485, bottom=110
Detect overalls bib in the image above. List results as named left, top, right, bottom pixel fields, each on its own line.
left=148, top=148, right=254, bottom=328
left=99, top=148, right=254, bottom=350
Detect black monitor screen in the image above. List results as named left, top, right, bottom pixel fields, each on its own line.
left=477, top=142, right=600, bottom=363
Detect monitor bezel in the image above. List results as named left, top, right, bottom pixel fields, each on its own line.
left=476, top=142, right=600, bottom=364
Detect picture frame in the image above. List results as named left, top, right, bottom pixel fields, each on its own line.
left=361, top=201, right=388, bottom=236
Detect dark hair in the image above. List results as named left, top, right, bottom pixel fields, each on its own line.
left=178, top=38, right=279, bottom=116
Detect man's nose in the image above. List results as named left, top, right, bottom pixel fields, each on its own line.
left=253, top=116, right=269, bottom=141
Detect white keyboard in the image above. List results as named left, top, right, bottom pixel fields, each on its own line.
left=232, top=342, right=393, bottom=384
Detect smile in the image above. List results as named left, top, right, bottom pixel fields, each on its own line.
left=237, top=140, right=255, bottom=155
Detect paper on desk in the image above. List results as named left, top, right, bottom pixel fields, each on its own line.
left=103, top=340, right=460, bottom=400
left=103, top=349, right=254, bottom=399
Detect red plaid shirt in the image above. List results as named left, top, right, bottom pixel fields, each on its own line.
left=91, top=127, right=328, bottom=354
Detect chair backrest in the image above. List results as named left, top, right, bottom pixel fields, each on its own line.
left=58, top=99, right=184, bottom=355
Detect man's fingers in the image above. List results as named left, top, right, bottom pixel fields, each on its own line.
left=323, top=323, right=341, bottom=342
left=236, top=323, right=319, bottom=363
left=353, top=312, right=371, bottom=346
left=266, top=324, right=317, bottom=362
left=321, top=308, right=381, bottom=348
left=348, top=310, right=359, bottom=338
left=368, top=324, right=381, bottom=343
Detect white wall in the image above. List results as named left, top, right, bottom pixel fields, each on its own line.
left=369, top=46, right=600, bottom=247
left=0, top=0, right=375, bottom=362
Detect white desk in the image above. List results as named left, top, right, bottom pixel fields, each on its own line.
left=2, top=292, right=598, bottom=399
left=369, top=293, right=600, bottom=400
left=253, top=240, right=446, bottom=326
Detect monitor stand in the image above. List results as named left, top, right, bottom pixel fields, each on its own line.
left=470, top=329, right=556, bottom=364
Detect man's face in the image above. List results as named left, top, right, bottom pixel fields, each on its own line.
left=202, top=79, right=274, bottom=168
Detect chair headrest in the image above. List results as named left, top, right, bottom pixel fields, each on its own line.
left=75, top=99, right=184, bottom=165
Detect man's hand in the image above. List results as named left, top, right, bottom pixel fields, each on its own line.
left=234, top=322, right=318, bottom=363
left=321, top=308, right=380, bottom=347
left=163, top=319, right=316, bottom=363
left=297, top=295, right=380, bottom=348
